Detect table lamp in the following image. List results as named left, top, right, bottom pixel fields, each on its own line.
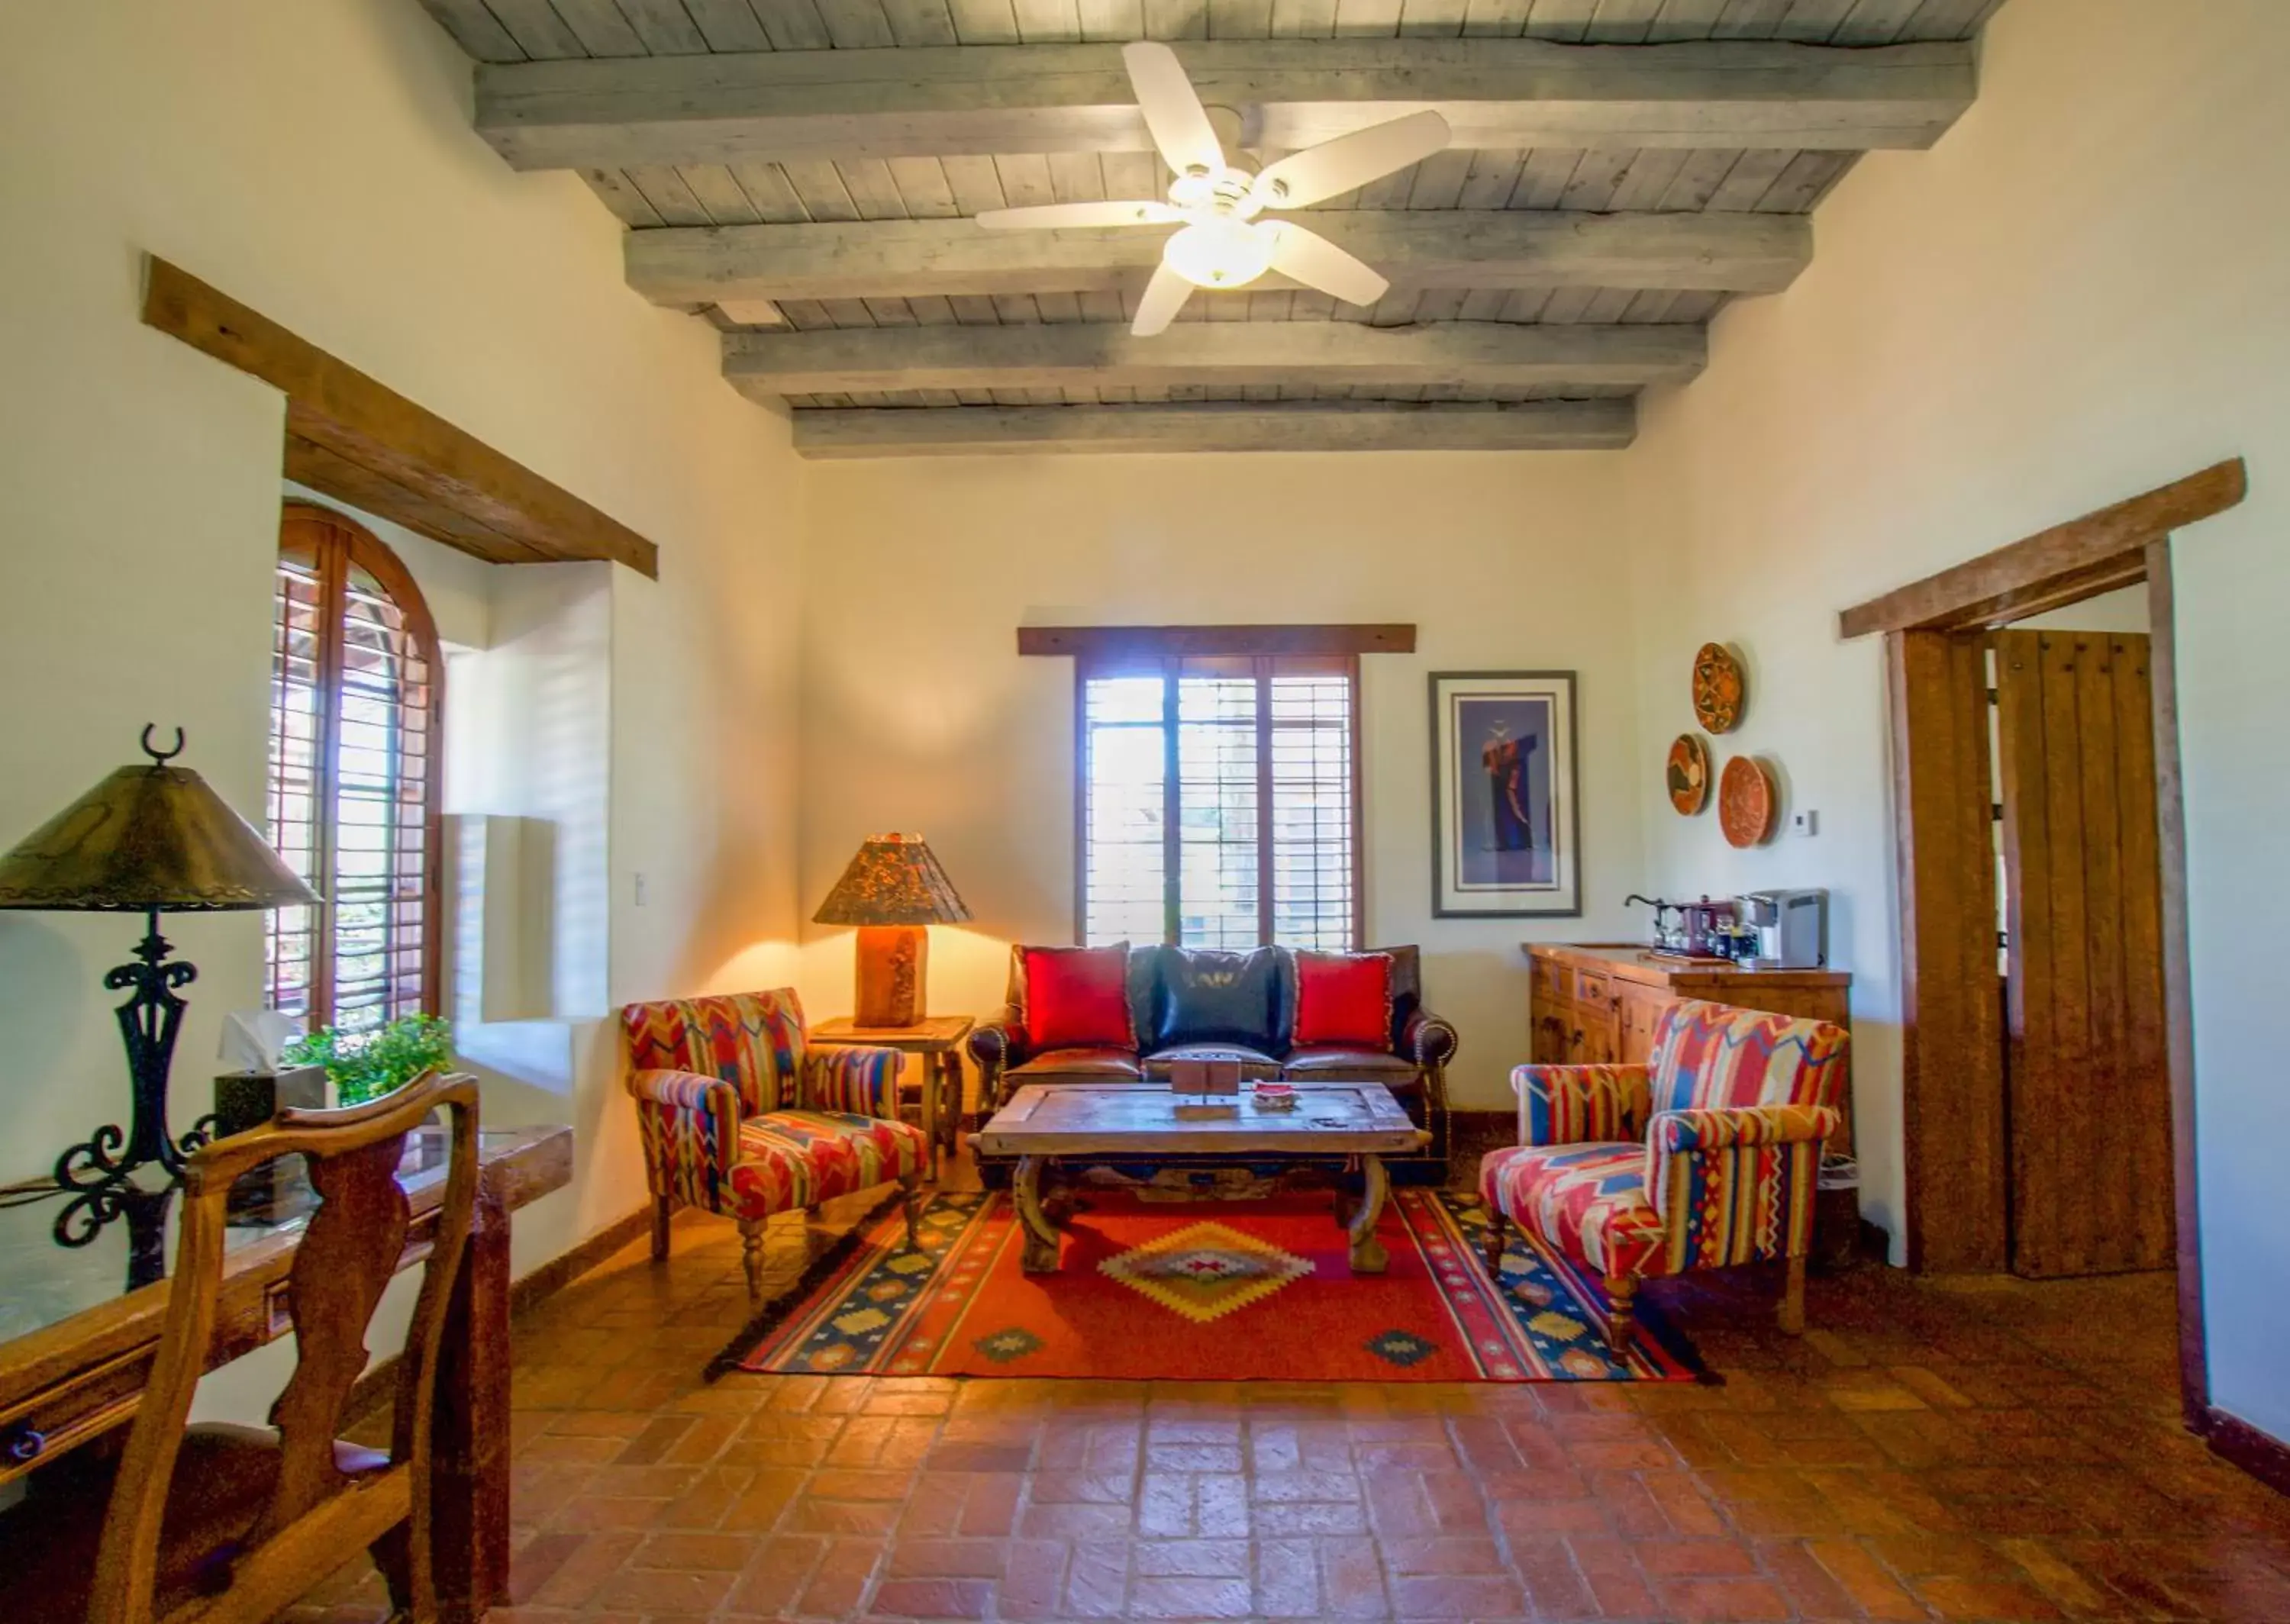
left=811, top=833, right=970, bottom=1027
left=0, top=726, right=317, bottom=1245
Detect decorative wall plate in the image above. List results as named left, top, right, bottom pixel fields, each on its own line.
left=1718, top=755, right=1778, bottom=849
left=1692, top=643, right=1746, bottom=733
left=1666, top=733, right=1710, bottom=816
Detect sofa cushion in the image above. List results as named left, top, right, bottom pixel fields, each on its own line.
left=1149, top=945, right=1285, bottom=1051
left=1293, top=949, right=1396, bottom=1049
left=1021, top=943, right=1135, bottom=1052
left=1142, top=1041, right=1283, bottom=1081
left=1279, top=1045, right=1419, bottom=1085
left=1009, top=1047, right=1145, bottom=1082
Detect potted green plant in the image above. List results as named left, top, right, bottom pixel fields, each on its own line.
left=281, top=1013, right=455, bottom=1107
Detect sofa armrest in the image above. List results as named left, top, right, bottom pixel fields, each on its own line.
left=969, top=1013, right=1025, bottom=1106
left=1509, top=1063, right=1651, bottom=1147
left=1645, top=1103, right=1841, bottom=1260
left=627, top=1068, right=741, bottom=1209
left=1400, top=1009, right=1459, bottom=1071
left=803, top=1045, right=905, bottom=1119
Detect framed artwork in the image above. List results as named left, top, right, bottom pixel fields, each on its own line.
left=1429, top=671, right=1581, bottom=918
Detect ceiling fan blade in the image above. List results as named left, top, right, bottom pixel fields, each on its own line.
left=1132, top=260, right=1193, bottom=337
left=1251, top=110, right=1452, bottom=209
left=976, top=200, right=1182, bottom=230
left=1267, top=224, right=1389, bottom=308
left=1122, top=41, right=1225, bottom=176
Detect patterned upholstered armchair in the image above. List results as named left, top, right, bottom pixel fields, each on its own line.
left=621, top=989, right=929, bottom=1300
left=1479, top=998, right=1848, bottom=1354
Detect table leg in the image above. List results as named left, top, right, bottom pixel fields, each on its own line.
left=1012, top=1155, right=1063, bottom=1273
left=939, top=1053, right=963, bottom=1162
left=433, top=1178, right=511, bottom=1623
left=1347, top=1155, right=1391, bottom=1274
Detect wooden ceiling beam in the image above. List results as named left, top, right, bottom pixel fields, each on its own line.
left=476, top=39, right=1974, bottom=169
left=789, top=399, right=1635, bottom=457
left=726, top=320, right=1703, bottom=398
left=142, top=258, right=660, bottom=575
left=631, top=211, right=1807, bottom=304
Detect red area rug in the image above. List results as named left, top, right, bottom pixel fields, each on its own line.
left=718, top=1188, right=1698, bottom=1383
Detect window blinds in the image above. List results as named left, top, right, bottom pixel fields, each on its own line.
left=265, top=512, right=439, bottom=1036
left=1080, top=655, right=1359, bottom=951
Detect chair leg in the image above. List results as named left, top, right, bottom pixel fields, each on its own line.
left=900, top=1168, right=923, bottom=1251
left=1779, top=1253, right=1807, bottom=1337
left=737, top=1216, right=766, bottom=1303
left=650, top=1194, right=673, bottom=1262
left=1482, top=1206, right=1508, bottom=1276
left=1605, top=1273, right=1638, bottom=1358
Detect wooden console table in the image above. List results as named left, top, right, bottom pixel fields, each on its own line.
left=1524, top=943, right=1854, bottom=1152
left=0, top=1122, right=572, bottom=1622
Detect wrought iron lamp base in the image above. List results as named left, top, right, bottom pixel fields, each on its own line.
left=49, top=911, right=215, bottom=1252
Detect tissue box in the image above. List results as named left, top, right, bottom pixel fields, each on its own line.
left=213, top=1064, right=331, bottom=1140
left=215, top=1065, right=329, bottom=1219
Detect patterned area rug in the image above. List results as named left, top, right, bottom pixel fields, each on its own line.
left=718, top=1189, right=1698, bottom=1383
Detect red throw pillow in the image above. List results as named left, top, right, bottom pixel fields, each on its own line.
left=1023, top=944, right=1134, bottom=1052
left=1292, top=950, right=1395, bottom=1049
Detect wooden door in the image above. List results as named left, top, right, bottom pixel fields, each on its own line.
left=1993, top=630, right=2174, bottom=1278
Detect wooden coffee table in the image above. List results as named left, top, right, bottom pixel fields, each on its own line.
left=971, top=1081, right=1429, bottom=1275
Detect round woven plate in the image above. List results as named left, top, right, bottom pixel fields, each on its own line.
left=1719, top=755, right=1777, bottom=849
left=1692, top=643, right=1746, bottom=733
left=1666, top=733, right=1710, bottom=816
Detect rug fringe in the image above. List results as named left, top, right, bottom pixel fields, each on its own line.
left=702, top=1187, right=906, bottom=1382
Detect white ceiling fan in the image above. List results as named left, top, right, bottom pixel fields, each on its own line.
left=976, top=44, right=1452, bottom=336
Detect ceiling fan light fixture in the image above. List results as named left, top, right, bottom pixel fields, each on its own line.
left=1162, top=218, right=1274, bottom=289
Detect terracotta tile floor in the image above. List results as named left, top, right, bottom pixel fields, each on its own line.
left=293, top=1150, right=2290, bottom=1622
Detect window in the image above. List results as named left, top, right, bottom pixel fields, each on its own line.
left=1079, top=654, right=1361, bottom=950
left=266, top=504, right=442, bottom=1036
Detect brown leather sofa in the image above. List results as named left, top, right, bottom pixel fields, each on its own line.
left=967, top=942, right=1457, bottom=1183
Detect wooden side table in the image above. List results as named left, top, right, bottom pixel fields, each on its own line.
left=811, top=1015, right=975, bottom=1178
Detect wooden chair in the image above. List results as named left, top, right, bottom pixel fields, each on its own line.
left=8, top=1071, right=479, bottom=1624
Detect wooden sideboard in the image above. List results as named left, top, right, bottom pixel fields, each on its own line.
left=1524, top=943, right=1854, bottom=1152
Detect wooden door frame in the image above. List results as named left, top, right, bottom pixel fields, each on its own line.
left=1839, top=459, right=2254, bottom=1455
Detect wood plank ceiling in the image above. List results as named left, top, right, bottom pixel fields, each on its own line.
left=417, top=0, right=2004, bottom=454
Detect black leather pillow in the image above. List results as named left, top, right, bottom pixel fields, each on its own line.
left=1150, top=946, right=1283, bottom=1051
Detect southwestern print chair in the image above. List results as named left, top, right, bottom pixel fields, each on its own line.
left=1479, top=998, right=1848, bottom=1355
left=621, top=988, right=928, bottom=1300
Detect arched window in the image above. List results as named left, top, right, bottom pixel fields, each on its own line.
left=266, top=502, right=443, bottom=1036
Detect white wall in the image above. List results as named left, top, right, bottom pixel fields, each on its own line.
left=1622, top=0, right=2290, bottom=1438
left=796, top=454, right=1647, bottom=1111
left=0, top=0, right=804, bottom=1316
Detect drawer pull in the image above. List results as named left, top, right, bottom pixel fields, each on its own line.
left=6, top=1428, right=45, bottom=1464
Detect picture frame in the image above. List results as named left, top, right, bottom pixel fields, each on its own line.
left=1429, top=670, right=1581, bottom=918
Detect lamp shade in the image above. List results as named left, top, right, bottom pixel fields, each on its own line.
left=811, top=833, right=970, bottom=927
left=0, top=751, right=317, bottom=914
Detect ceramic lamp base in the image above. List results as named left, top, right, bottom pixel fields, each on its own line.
left=854, top=924, right=927, bottom=1027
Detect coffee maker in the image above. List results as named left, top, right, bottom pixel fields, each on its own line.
left=1736, top=888, right=1828, bottom=970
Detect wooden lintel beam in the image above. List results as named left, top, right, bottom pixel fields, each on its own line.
left=631, top=211, right=1808, bottom=305
left=1018, top=624, right=1417, bottom=659
left=476, top=40, right=1975, bottom=169
left=726, top=320, right=1703, bottom=397
left=1838, top=459, right=2249, bottom=638
left=282, top=435, right=551, bottom=566
left=789, top=399, right=1634, bottom=457
left=141, top=258, right=660, bottom=577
